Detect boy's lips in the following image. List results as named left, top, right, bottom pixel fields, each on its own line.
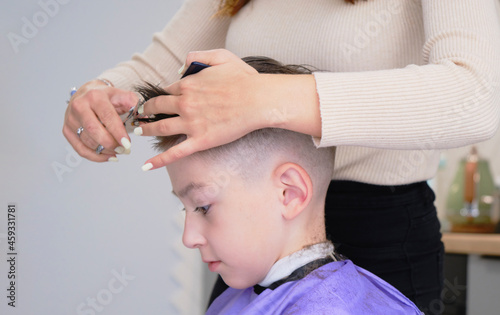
left=206, top=260, right=221, bottom=272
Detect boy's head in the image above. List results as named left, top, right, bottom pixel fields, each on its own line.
left=139, top=57, right=335, bottom=289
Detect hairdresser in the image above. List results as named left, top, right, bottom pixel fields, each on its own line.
left=63, top=0, right=500, bottom=312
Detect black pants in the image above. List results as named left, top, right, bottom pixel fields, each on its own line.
left=209, top=180, right=444, bottom=314
left=325, top=180, right=444, bottom=314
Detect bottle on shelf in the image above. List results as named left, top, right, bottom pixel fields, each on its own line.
left=446, top=146, right=497, bottom=233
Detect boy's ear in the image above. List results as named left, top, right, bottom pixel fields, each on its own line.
left=274, top=163, right=313, bottom=221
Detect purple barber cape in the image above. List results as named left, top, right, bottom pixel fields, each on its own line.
left=206, top=260, right=422, bottom=315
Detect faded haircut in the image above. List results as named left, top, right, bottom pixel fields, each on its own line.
left=136, top=56, right=335, bottom=197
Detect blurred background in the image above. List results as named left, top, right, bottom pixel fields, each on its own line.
left=1, top=1, right=212, bottom=314
left=1, top=1, right=500, bottom=315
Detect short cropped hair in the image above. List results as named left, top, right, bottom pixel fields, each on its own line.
left=136, top=57, right=335, bottom=196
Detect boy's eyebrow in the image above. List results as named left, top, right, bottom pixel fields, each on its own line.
left=172, top=182, right=207, bottom=198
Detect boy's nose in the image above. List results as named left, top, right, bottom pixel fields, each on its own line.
left=182, top=214, right=206, bottom=249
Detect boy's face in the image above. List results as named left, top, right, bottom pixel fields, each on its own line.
left=167, top=156, right=287, bottom=289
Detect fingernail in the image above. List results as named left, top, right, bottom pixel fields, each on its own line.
left=121, top=137, right=131, bottom=150
left=178, top=63, right=185, bottom=75
left=114, top=146, right=125, bottom=154
left=123, top=148, right=131, bottom=155
left=134, top=127, right=143, bottom=136
left=108, top=157, right=119, bottom=162
left=138, top=104, right=144, bottom=115
left=142, top=163, right=153, bottom=172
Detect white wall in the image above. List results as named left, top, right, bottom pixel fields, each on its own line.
left=467, top=255, right=500, bottom=315
left=1, top=1, right=208, bottom=314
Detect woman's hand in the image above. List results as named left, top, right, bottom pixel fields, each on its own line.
left=137, top=49, right=263, bottom=170
left=63, top=80, right=138, bottom=162
left=137, top=49, right=321, bottom=170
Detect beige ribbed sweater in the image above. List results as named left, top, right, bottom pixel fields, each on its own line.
left=100, top=0, right=500, bottom=185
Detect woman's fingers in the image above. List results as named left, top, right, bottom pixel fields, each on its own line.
left=108, top=88, right=140, bottom=115
left=140, top=94, right=178, bottom=117
left=91, top=89, right=136, bottom=151
left=134, top=49, right=263, bottom=169
left=63, top=97, right=110, bottom=159
left=135, top=117, right=185, bottom=137
left=141, top=138, right=200, bottom=171
left=70, top=90, right=120, bottom=154
left=63, top=81, right=138, bottom=160
left=184, top=49, right=245, bottom=68
left=63, top=123, right=117, bottom=162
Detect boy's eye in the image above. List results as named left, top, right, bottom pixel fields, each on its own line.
left=194, top=205, right=211, bottom=215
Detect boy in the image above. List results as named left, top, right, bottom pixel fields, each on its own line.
left=137, top=57, right=422, bottom=314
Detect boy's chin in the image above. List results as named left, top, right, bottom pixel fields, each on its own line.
left=222, top=275, right=259, bottom=290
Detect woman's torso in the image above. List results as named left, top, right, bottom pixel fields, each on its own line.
left=225, top=0, right=438, bottom=185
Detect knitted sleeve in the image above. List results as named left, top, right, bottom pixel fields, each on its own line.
left=313, top=0, right=500, bottom=150
left=98, top=0, right=230, bottom=91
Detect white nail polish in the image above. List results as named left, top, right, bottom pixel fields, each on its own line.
left=108, top=157, right=119, bottom=162
left=138, top=104, right=144, bottom=115
left=142, top=163, right=153, bottom=171
left=124, top=148, right=131, bottom=155
left=114, top=146, right=125, bottom=154
left=121, top=137, right=131, bottom=150
left=178, top=64, right=186, bottom=75
left=134, top=127, right=143, bottom=136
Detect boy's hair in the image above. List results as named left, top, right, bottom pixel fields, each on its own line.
left=137, top=57, right=335, bottom=196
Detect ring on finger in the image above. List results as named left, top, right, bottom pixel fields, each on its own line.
left=95, top=145, right=105, bottom=155
left=77, top=126, right=84, bottom=138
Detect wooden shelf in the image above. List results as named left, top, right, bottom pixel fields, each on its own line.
left=442, top=232, right=500, bottom=256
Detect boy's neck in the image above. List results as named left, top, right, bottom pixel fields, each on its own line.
left=279, top=202, right=327, bottom=259
left=259, top=241, right=333, bottom=287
